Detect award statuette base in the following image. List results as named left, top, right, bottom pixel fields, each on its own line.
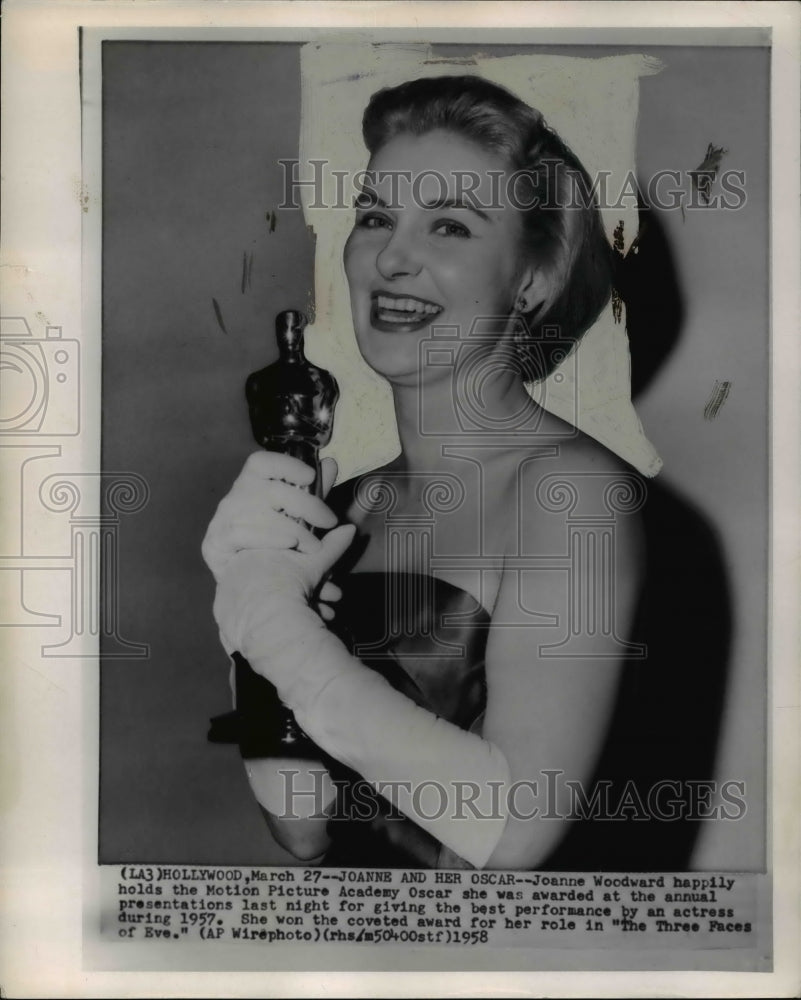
left=207, top=654, right=324, bottom=761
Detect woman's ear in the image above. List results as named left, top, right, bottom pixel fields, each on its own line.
left=513, top=266, right=552, bottom=316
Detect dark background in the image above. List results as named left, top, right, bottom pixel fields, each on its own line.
left=99, top=40, right=769, bottom=867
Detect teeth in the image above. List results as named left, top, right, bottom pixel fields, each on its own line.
left=377, top=312, right=424, bottom=323
left=376, top=295, right=442, bottom=315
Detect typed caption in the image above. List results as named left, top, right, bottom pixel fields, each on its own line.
left=103, top=866, right=760, bottom=950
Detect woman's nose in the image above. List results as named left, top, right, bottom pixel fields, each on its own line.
left=375, top=228, right=423, bottom=280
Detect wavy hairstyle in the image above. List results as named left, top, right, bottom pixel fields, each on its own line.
left=362, top=75, right=614, bottom=380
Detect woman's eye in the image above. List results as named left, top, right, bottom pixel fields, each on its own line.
left=356, top=211, right=393, bottom=230
left=433, top=220, right=471, bottom=238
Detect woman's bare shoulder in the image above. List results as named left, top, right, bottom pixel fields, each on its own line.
left=512, top=426, right=648, bottom=555
left=517, top=419, right=646, bottom=489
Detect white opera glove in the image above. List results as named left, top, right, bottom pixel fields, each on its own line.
left=211, top=526, right=353, bottom=821
left=202, top=451, right=340, bottom=581
left=216, top=542, right=512, bottom=869
left=205, top=452, right=345, bottom=821
left=211, top=522, right=356, bottom=659
left=202, top=451, right=343, bottom=627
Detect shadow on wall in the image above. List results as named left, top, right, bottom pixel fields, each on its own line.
left=542, top=196, right=732, bottom=871
left=542, top=477, right=733, bottom=870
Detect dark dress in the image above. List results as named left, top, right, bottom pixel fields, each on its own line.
left=209, top=476, right=731, bottom=870
left=318, top=570, right=491, bottom=868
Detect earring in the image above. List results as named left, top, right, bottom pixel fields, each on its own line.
left=516, top=296, right=529, bottom=313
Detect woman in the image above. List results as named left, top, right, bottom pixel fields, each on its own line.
left=204, top=76, right=724, bottom=870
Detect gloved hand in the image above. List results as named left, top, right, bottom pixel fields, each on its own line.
left=212, top=520, right=356, bottom=662
left=202, top=451, right=345, bottom=628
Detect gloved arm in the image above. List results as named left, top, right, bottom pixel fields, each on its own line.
left=214, top=539, right=512, bottom=870
left=203, top=452, right=342, bottom=860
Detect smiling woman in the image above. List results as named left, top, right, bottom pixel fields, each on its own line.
left=203, top=75, right=726, bottom=870
left=350, top=76, right=613, bottom=387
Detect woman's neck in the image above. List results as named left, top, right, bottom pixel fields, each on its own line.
left=389, top=363, right=536, bottom=474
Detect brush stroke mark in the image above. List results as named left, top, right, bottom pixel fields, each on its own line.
left=703, top=380, right=731, bottom=420
left=211, top=297, right=228, bottom=335
left=611, top=220, right=625, bottom=324
left=689, top=143, right=727, bottom=206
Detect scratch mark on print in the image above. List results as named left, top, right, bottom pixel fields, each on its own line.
left=241, top=251, right=255, bottom=294
left=211, top=298, right=228, bottom=335
left=704, top=380, right=732, bottom=420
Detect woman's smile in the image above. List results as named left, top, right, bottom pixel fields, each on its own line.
left=371, top=291, right=444, bottom=331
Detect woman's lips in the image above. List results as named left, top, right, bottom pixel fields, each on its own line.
left=370, top=293, right=444, bottom=332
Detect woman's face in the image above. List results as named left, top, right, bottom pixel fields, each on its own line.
left=343, top=129, right=538, bottom=383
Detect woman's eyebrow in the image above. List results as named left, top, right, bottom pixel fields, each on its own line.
left=354, top=188, right=491, bottom=222
left=353, top=188, right=384, bottom=208
left=420, top=196, right=491, bottom=222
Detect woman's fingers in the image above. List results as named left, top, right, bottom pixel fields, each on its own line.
left=227, top=457, right=337, bottom=528
left=316, top=580, right=343, bottom=623
left=265, top=480, right=337, bottom=530
left=213, top=523, right=357, bottom=648
left=239, top=450, right=316, bottom=489
left=222, top=521, right=322, bottom=556
left=203, top=451, right=344, bottom=584
left=202, top=509, right=321, bottom=580
left=214, top=486, right=334, bottom=536
left=318, top=581, right=342, bottom=603
left=312, top=523, right=357, bottom=579
left=320, top=456, right=339, bottom=498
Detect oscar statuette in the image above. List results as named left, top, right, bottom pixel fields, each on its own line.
left=230, top=310, right=339, bottom=760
